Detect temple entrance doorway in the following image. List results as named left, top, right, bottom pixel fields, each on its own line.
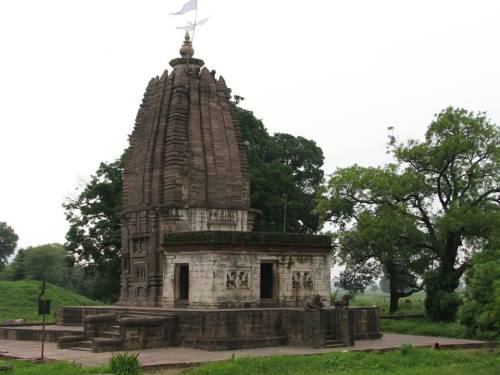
left=260, top=261, right=278, bottom=300
left=175, top=264, right=189, bottom=305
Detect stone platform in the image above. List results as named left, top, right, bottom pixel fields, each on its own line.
left=0, top=334, right=493, bottom=369
left=0, top=324, right=82, bottom=342
left=54, top=305, right=381, bottom=352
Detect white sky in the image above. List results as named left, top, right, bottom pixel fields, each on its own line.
left=1, top=0, right=499, bottom=249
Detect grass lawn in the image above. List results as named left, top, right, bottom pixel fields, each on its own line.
left=381, top=318, right=499, bottom=341
left=0, top=280, right=103, bottom=323
left=347, top=290, right=426, bottom=315
left=381, top=318, right=467, bottom=337
left=181, top=348, right=500, bottom=375
left=0, top=359, right=109, bottom=375
left=1, top=349, right=498, bottom=375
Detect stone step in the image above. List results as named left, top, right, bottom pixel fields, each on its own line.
left=68, top=346, right=92, bottom=352
left=325, top=335, right=338, bottom=340
left=99, top=331, right=120, bottom=338
left=323, top=339, right=345, bottom=348
left=76, top=340, right=93, bottom=349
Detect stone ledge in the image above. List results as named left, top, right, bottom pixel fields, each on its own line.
left=163, top=231, right=331, bottom=248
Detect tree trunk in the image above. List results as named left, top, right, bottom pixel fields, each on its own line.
left=387, top=263, right=400, bottom=314
left=425, top=237, right=463, bottom=321
left=389, top=291, right=400, bottom=314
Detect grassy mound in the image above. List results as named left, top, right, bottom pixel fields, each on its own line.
left=0, top=280, right=102, bottom=323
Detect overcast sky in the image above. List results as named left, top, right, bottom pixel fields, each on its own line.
left=1, top=0, right=499, bottom=248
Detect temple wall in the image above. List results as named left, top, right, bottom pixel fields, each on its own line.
left=162, top=250, right=331, bottom=309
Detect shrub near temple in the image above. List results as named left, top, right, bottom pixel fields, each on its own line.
left=109, top=353, right=142, bottom=375
left=459, top=246, right=500, bottom=340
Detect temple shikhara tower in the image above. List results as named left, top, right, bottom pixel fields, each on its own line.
left=119, top=33, right=257, bottom=306
left=55, top=35, right=381, bottom=352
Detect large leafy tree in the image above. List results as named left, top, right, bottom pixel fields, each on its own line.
left=63, top=156, right=125, bottom=302
left=235, top=106, right=324, bottom=232
left=318, top=107, right=500, bottom=320
left=334, top=205, right=432, bottom=313
left=0, top=222, right=18, bottom=271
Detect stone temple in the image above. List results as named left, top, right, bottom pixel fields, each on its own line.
left=55, top=34, right=381, bottom=352
left=118, top=32, right=257, bottom=307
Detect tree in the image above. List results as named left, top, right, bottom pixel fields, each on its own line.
left=328, top=202, right=431, bottom=313
left=63, top=156, right=125, bottom=302
left=318, top=107, right=500, bottom=320
left=1, top=243, right=91, bottom=292
left=235, top=106, right=325, bottom=232
left=0, top=222, right=18, bottom=271
left=4, top=243, right=66, bottom=283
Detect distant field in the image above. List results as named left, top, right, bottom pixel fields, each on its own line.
left=346, top=290, right=426, bottom=315
left=0, top=280, right=102, bottom=323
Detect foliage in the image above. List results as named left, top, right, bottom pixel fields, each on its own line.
left=0, top=359, right=109, bottom=375
left=109, top=353, right=142, bottom=375
left=235, top=106, right=325, bottom=233
left=0, top=222, right=18, bottom=272
left=423, top=272, right=462, bottom=322
left=184, top=348, right=500, bottom=375
left=321, top=181, right=432, bottom=313
left=0, top=280, right=102, bottom=323
left=63, top=155, right=125, bottom=303
left=318, top=107, right=500, bottom=321
left=459, top=242, right=500, bottom=340
left=0, top=243, right=95, bottom=296
left=3, top=244, right=65, bottom=282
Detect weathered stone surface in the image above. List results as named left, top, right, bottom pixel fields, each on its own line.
left=56, top=305, right=373, bottom=351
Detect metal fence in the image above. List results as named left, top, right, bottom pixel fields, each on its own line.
left=0, top=303, right=59, bottom=324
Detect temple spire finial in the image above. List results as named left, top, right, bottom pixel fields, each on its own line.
left=180, top=31, right=195, bottom=58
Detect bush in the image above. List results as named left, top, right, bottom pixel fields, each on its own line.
left=424, top=272, right=461, bottom=322
left=109, top=352, right=141, bottom=375
left=459, top=248, right=500, bottom=340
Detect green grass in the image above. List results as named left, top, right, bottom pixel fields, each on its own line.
left=381, top=318, right=467, bottom=337
left=381, top=318, right=499, bottom=341
left=0, top=280, right=103, bottom=323
left=184, top=348, right=500, bottom=375
left=347, top=290, right=426, bottom=316
left=0, top=359, right=110, bottom=375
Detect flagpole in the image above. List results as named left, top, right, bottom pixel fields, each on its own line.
left=191, top=0, right=199, bottom=43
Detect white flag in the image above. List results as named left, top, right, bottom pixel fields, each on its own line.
left=176, top=17, right=209, bottom=31
left=170, top=0, right=197, bottom=16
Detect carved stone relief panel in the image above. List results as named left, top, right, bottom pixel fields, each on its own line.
left=226, top=270, right=250, bottom=289
left=292, top=271, right=313, bottom=289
